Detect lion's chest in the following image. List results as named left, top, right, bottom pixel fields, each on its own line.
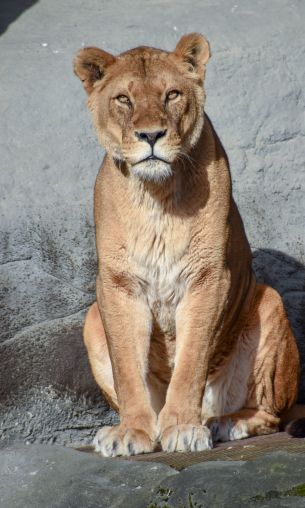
left=127, top=211, right=190, bottom=333
left=145, top=263, right=186, bottom=335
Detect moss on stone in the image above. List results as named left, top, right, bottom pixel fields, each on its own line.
left=287, top=484, right=305, bottom=497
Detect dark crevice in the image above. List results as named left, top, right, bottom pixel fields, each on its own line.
left=0, top=256, right=32, bottom=266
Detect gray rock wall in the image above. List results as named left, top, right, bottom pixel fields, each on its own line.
left=1, top=0, right=304, bottom=446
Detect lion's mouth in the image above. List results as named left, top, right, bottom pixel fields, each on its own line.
left=136, top=155, right=170, bottom=165
left=130, top=154, right=173, bottom=182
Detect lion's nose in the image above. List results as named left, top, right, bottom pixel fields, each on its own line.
left=135, top=130, right=167, bottom=147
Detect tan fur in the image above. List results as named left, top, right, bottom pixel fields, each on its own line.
left=74, top=34, right=300, bottom=456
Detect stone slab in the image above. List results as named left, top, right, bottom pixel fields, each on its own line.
left=2, top=444, right=305, bottom=507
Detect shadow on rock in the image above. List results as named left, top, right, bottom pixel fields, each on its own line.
left=0, top=0, right=38, bottom=36
left=253, top=248, right=305, bottom=402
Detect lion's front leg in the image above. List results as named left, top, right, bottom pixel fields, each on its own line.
left=93, top=275, right=157, bottom=457
left=158, top=279, right=229, bottom=452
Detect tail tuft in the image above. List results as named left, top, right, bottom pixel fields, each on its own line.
left=286, top=418, right=305, bottom=438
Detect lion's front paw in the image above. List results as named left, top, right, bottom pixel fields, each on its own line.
left=93, top=425, right=156, bottom=457
left=160, top=424, right=213, bottom=453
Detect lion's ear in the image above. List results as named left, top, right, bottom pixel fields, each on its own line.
left=73, top=47, right=116, bottom=95
left=174, top=33, right=210, bottom=79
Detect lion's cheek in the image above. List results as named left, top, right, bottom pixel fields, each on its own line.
left=94, top=116, right=124, bottom=157
left=179, top=106, right=199, bottom=144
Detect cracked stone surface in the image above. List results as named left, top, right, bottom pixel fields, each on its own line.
left=1, top=0, right=305, bottom=446
left=1, top=445, right=305, bottom=508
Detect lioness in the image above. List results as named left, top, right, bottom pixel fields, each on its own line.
left=74, top=34, right=300, bottom=456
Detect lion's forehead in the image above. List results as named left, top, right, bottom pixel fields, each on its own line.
left=118, top=53, right=167, bottom=74
left=108, top=50, right=185, bottom=91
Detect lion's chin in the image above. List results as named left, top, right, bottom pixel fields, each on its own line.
left=130, top=159, right=173, bottom=183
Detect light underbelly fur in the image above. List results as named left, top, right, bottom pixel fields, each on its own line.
left=202, top=330, right=256, bottom=420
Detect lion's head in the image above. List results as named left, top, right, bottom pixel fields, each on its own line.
left=74, top=34, right=210, bottom=183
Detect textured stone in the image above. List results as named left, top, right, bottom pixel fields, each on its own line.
left=0, top=444, right=177, bottom=508
left=1, top=446, right=305, bottom=507
left=151, top=451, right=305, bottom=507
left=0, top=0, right=305, bottom=445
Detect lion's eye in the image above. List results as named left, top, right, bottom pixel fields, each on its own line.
left=116, top=95, right=132, bottom=107
left=166, top=90, right=181, bottom=102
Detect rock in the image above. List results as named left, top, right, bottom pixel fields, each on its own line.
left=1, top=0, right=305, bottom=444
left=151, top=451, right=305, bottom=507
left=1, top=445, right=305, bottom=507
left=0, top=444, right=177, bottom=508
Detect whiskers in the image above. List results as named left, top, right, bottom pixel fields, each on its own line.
left=113, top=157, right=125, bottom=173
left=176, top=150, right=198, bottom=173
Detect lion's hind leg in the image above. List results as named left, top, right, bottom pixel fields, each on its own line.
left=83, top=302, right=118, bottom=410
left=205, top=283, right=299, bottom=443
left=207, top=408, right=280, bottom=442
